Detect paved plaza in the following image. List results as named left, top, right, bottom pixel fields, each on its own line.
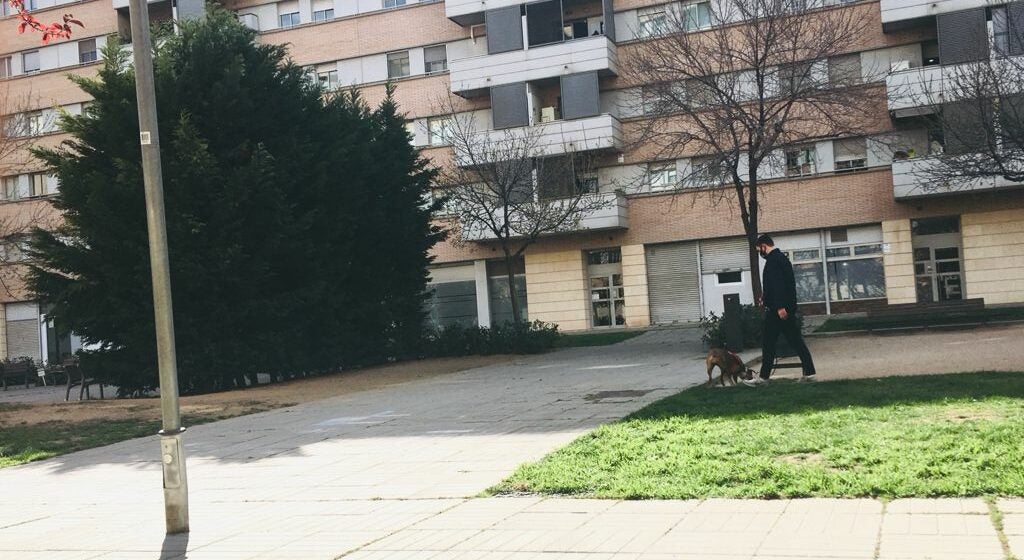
left=1, top=325, right=1022, bottom=559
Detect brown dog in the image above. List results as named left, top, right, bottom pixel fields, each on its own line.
left=705, top=348, right=756, bottom=386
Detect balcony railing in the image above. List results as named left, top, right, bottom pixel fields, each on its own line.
left=454, top=113, right=623, bottom=167
left=449, top=35, right=617, bottom=96
left=892, top=156, right=1024, bottom=199
left=886, top=64, right=944, bottom=117
left=880, top=0, right=992, bottom=30
left=446, top=0, right=521, bottom=23
left=462, top=191, right=629, bottom=241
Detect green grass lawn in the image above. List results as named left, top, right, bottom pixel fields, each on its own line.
left=816, top=306, right=1024, bottom=333
left=493, top=372, right=1024, bottom=499
left=557, top=330, right=646, bottom=348
left=0, top=410, right=258, bottom=468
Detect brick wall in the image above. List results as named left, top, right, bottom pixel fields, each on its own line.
left=524, top=250, right=589, bottom=331
left=620, top=244, right=649, bottom=326
left=882, top=218, right=916, bottom=304
left=962, top=208, right=1024, bottom=305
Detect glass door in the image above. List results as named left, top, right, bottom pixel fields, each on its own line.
left=590, top=273, right=625, bottom=327
left=914, top=246, right=963, bottom=302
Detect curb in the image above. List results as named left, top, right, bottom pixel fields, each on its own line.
left=807, top=318, right=1024, bottom=337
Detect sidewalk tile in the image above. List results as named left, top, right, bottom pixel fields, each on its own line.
left=886, top=499, right=989, bottom=515
left=998, top=499, right=1024, bottom=514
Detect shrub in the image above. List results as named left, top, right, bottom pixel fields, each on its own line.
left=699, top=304, right=802, bottom=349
left=426, top=321, right=561, bottom=357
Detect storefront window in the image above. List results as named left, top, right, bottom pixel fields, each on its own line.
left=427, top=281, right=478, bottom=328
left=489, top=275, right=528, bottom=325
left=828, top=257, right=886, bottom=300
left=794, top=262, right=826, bottom=302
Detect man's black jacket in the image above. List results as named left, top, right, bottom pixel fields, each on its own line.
left=762, top=248, right=798, bottom=313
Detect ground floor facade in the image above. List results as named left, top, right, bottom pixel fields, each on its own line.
left=428, top=171, right=1024, bottom=331
left=0, top=300, right=83, bottom=365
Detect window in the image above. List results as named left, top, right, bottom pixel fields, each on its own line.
left=424, top=45, right=447, bottom=74
left=78, top=39, right=98, bottom=64
left=641, top=85, right=669, bottom=115
left=688, top=156, right=725, bottom=187
left=26, top=111, right=45, bottom=136
left=833, top=138, right=867, bottom=172
left=1, top=177, right=18, bottom=202
left=648, top=163, right=677, bottom=191
left=427, top=117, right=453, bottom=146
left=278, top=12, right=300, bottom=28
left=828, top=257, right=886, bottom=301
left=637, top=7, right=668, bottom=38
left=828, top=54, right=861, bottom=87
left=911, top=216, right=960, bottom=235
left=317, top=70, right=338, bottom=90
left=0, top=237, right=28, bottom=263
left=717, top=271, right=742, bottom=284
left=686, top=78, right=715, bottom=108
left=682, top=1, right=711, bottom=32
left=23, top=51, right=40, bottom=73
left=312, top=8, right=334, bottom=22
left=587, top=249, right=621, bottom=265
left=383, top=0, right=406, bottom=8
left=785, top=146, right=816, bottom=177
left=387, top=51, right=410, bottom=78
left=994, top=7, right=1010, bottom=56
left=29, top=173, right=46, bottom=197
left=0, top=57, right=11, bottom=79
left=778, top=62, right=813, bottom=96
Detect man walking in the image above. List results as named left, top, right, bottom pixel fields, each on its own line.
left=744, top=234, right=816, bottom=385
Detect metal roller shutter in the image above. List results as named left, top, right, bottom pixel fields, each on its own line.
left=646, top=242, right=702, bottom=324
left=5, top=302, right=40, bottom=361
left=699, top=237, right=750, bottom=273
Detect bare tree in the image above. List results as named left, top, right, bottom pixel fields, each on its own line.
left=0, top=84, right=58, bottom=297
left=897, top=6, right=1024, bottom=189
left=0, top=85, right=41, bottom=177
left=432, top=96, right=615, bottom=324
left=624, top=0, right=880, bottom=301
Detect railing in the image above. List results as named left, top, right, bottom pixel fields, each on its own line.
left=462, top=191, right=629, bottom=240
left=449, top=35, right=617, bottom=95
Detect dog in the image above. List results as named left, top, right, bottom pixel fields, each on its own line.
left=705, top=348, right=756, bottom=386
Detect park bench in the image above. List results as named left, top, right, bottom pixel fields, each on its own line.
left=61, top=357, right=104, bottom=401
left=1, top=358, right=37, bottom=390
left=865, top=298, right=986, bottom=329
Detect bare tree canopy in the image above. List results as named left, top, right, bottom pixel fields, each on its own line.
left=624, top=0, right=880, bottom=300
left=0, top=85, right=58, bottom=297
left=432, top=95, right=617, bottom=323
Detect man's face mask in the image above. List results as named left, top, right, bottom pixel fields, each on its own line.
left=757, top=244, right=769, bottom=258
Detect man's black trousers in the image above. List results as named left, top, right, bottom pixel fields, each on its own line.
left=759, top=310, right=816, bottom=379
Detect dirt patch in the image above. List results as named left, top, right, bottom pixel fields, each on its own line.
left=933, top=408, right=1005, bottom=423
left=0, top=355, right=510, bottom=429
left=777, top=452, right=828, bottom=466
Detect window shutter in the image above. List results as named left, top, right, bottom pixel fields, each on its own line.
left=560, top=72, right=600, bottom=120
left=937, top=8, right=989, bottom=64
left=491, top=83, right=529, bottom=129
left=486, top=6, right=524, bottom=54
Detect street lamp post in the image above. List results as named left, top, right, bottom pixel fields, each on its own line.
left=127, top=0, right=189, bottom=534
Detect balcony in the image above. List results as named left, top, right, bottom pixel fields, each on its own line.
left=463, top=191, right=629, bottom=241
left=886, top=64, right=944, bottom=117
left=450, top=35, right=617, bottom=96
left=446, top=0, right=520, bottom=24
left=880, top=0, right=992, bottom=31
left=454, top=113, right=623, bottom=166
left=892, top=157, right=1024, bottom=199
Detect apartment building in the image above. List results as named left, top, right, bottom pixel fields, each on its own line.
left=1, top=0, right=1023, bottom=363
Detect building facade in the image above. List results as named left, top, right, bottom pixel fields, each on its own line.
left=1, top=0, right=1023, bottom=359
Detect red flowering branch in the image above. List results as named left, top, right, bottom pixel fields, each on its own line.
left=8, top=0, right=83, bottom=43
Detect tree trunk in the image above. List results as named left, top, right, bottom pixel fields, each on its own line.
left=504, top=250, right=522, bottom=324
left=745, top=169, right=763, bottom=305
